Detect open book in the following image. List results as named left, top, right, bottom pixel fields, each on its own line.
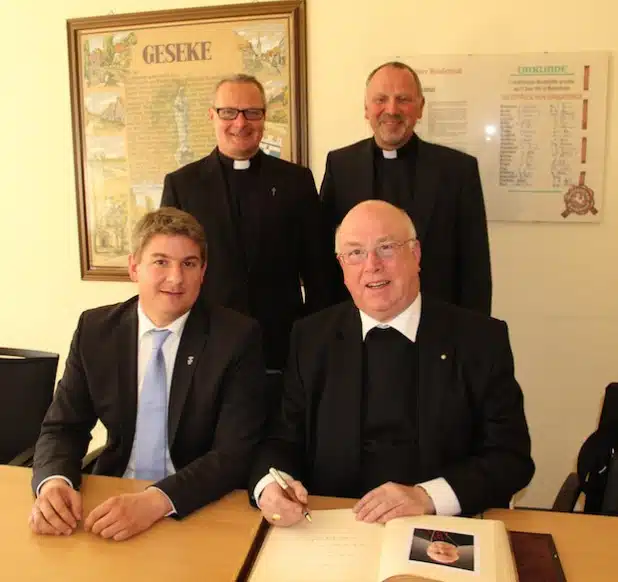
left=248, top=509, right=517, bottom=582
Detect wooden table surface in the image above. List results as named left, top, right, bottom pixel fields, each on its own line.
left=1, top=465, right=263, bottom=582
left=485, top=507, right=618, bottom=582
left=5, top=465, right=616, bottom=582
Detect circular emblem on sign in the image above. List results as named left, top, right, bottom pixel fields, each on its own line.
left=561, top=184, right=598, bottom=218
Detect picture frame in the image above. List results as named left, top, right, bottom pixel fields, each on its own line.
left=67, top=1, right=308, bottom=281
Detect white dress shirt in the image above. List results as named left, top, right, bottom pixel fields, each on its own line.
left=255, top=294, right=462, bottom=516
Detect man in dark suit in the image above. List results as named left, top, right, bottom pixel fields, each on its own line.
left=320, top=61, right=492, bottom=314
left=251, top=200, right=533, bottom=526
left=161, top=74, right=334, bottom=389
left=30, top=208, right=265, bottom=541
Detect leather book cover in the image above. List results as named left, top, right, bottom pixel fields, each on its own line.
left=508, top=531, right=566, bottom=582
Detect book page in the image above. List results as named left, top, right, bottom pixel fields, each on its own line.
left=249, top=509, right=383, bottom=582
left=378, top=516, right=518, bottom=582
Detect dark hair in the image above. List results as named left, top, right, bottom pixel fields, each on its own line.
left=132, top=207, right=206, bottom=264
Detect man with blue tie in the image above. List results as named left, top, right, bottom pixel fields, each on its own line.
left=30, top=207, right=266, bottom=541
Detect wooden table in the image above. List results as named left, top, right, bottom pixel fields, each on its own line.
left=1, top=465, right=263, bottom=582
left=5, top=466, right=617, bottom=582
left=485, top=508, right=618, bottom=582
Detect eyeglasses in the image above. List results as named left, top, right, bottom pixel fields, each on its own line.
left=215, top=107, right=266, bottom=121
left=337, top=238, right=416, bottom=265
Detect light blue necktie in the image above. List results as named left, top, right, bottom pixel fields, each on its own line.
left=134, top=329, right=171, bottom=481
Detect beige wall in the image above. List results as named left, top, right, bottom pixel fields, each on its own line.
left=2, top=0, right=617, bottom=508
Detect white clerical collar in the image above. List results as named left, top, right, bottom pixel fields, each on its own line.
left=382, top=148, right=398, bottom=159
left=233, top=159, right=251, bottom=170
left=359, top=293, right=421, bottom=343
left=137, top=303, right=191, bottom=341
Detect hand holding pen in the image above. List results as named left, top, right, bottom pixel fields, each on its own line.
left=268, top=467, right=312, bottom=523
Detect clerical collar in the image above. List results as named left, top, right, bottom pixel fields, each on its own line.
left=359, top=293, right=422, bottom=343
left=373, top=133, right=418, bottom=160
left=217, top=148, right=259, bottom=171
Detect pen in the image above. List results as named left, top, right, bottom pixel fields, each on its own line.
left=269, top=467, right=312, bottom=522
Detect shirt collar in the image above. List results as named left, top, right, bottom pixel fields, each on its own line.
left=137, top=303, right=191, bottom=341
left=373, top=133, right=419, bottom=160
left=359, top=293, right=421, bottom=343
left=217, top=147, right=260, bottom=171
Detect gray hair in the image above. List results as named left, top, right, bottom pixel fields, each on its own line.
left=213, top=74, right=267, bottom=108
left=365, top=61, right=424, bottom=99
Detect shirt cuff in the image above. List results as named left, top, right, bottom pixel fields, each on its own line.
left=150, top=486, right=177, bottom=517
left=253, top=470, right=294, bottom=507
left=417, top=477, right=461, bottom=516
left=36, top=475, right=74, bottom=497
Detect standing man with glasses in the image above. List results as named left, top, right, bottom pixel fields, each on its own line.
left=162, top=74, right=334, bottom=412
left=320, top=61, right=492, bottom=314
left=30, top=208, right=266, bottom=541
left=250, top=200, right=533, bottom=527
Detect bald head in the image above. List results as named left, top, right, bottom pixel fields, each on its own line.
left=335, top=201, right=421, bottom=322
left=335, top=200, right=416, bottom=254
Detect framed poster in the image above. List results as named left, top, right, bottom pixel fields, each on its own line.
left=67, top=1, right=307, bottom=280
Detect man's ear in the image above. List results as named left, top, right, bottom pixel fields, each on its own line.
left=128, top=254, right=139, bottom=282
left=208, top=107, right=215, bottom=121
left=418, top=97, right=426, bottom=120
left=413, top=240, right=422, bottom=269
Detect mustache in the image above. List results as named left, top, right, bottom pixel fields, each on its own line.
left=379, top=113, right=404, bottom=123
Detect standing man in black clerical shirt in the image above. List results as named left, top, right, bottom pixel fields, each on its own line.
left=320, top=61, right=492, bottom=314
left=162, top=74, right=334, bottom=407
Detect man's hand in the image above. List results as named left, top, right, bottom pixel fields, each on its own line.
left=84, top=488, right=172, bottom=541
left=29, top=479, right=82, bottom=536
left=259, top=480, right=308, bottom=527
left=353, top=483, right=436, bottom=523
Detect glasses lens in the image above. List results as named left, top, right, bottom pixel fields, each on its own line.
left=376, top=243, right=396, bottom=259
left=244, top=108, right=265, bottom=120
left=217, top=108, right=239, bottom=120
left=345, top=250, right=366, bottom=265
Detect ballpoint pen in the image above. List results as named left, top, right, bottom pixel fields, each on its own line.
left=269, top=467, right=312, bottom=522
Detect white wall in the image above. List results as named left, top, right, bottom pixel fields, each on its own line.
left=2, top=0, right=617, bottom=508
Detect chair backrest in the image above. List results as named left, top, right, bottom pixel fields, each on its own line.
left=599, top=382, right=618, bottom=425
left=0, top=347, right=59, bottom=464
left=578, top=383, right=618, bottom=515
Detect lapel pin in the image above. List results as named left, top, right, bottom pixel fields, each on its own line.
left=271, top=187, right=276, bottom=197
left=440, top=354, right=447, bottom=360
left=187, top=356, right=194, bottom=365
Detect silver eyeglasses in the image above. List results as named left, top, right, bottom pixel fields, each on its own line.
left=338, top=238, right=416, bottom=265
left=215, top=107, right=265, bottom=121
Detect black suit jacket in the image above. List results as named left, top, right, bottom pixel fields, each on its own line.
left=320, top=137, right=492, bottom=315
left=250, top=297, right=534, bottom=515
left=162, top=149, right=335, bottom=370
left=33, top=297, right=266, bottom=518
